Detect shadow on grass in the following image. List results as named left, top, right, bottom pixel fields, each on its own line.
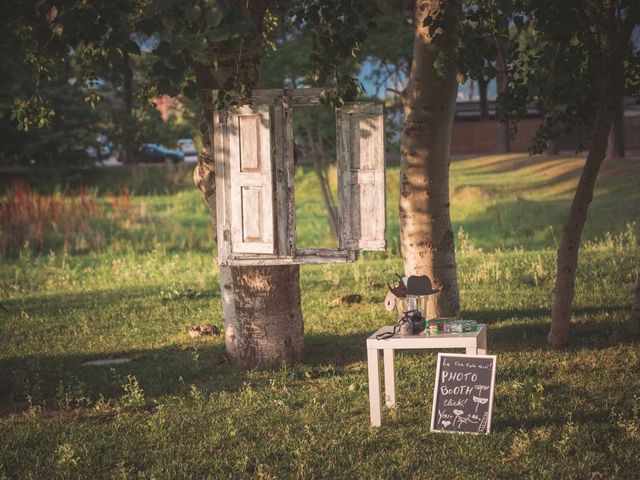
left=451, top=157, right=640, bottom=250
left=0, top=324, right=377, bottom=418
left=0, top=285, right=220, bottom=316
left=0, top=342, right=229, bottom=417
left=465, top=305, right=635, bottom=352
left=493, top=406, right=616, bottom=432
left=452, top=197, right=584, bottom=250
left=2, top=291, right=636, bottom=419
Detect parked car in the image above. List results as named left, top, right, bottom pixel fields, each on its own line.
left=177, top=138, right=198, bottom=163
left=138, top=143, right=184, bottom=163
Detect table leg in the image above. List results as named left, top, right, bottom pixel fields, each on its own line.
left=383, top=349, right=395, bottom=408
left=477, top=326, right=488, bottom=355
left=367, top=348, right=382, bottom=426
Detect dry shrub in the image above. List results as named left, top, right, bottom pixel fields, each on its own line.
left=108, top=187, right=132, bottom=221
left=0, top=183, right=137, bottom=256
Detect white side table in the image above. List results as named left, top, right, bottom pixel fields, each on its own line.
left=366, top=324, right=487, bottom=426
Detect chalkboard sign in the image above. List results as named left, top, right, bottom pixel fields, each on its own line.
left=430, top=353, right=497, bottom=434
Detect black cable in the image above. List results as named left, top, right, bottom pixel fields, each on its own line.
left=376, top=323, right=400, bottom=340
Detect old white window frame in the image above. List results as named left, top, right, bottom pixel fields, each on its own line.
left=211, top=88, right=386, bottom=266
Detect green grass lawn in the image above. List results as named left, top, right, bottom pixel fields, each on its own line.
left=1, top=154, right=639, bottom=479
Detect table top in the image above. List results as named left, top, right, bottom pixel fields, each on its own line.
left=367, top=324, right=486, bottom=349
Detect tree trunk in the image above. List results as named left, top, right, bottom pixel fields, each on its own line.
left=628, top=280, right=640, bottom=336
left=547, top=139, right=560, bottom=156
left=399, top=0, right=461, bottom=319
left=606, top=97, right=625, bottom=160
left=305, top=125, right=339, bottom=240
left=221, top=265, right=303, bottom=366
left=478, top=75, right=489, bottom=120
left=548, top=29, right=624, bottom=346
left=193, top=3, right=304, bottom=368
left=495, top=22, right=510, bottom=153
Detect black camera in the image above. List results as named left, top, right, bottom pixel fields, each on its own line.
left=401, top=309, right=426, bottom=334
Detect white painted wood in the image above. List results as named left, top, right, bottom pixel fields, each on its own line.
left=212, top=88, right=325, bottom=106
left=213, top=91, right=387, bottom=265
left=284, top=97, right=296, bottom=259
left=213, top=109, right=234, bottom=264
left=273, top=103, right=290, bottom=258
left=336, top=105, right=352, bottom=251
left=228, top=105, right=275, bottom=255
left=367, top=324, right=486, bottom=350
left=477, top=326, right=487, bottom=355
left=486, top=354, right=497, bottom=433
left=383, top=349, right=395, bottom=407
left=222, top=248, right=353, bottom=266
left=212, top=111, right=228, bottom=263
left=430, top=352, right=444, bottom=433
left=367, top=348, right=382, bottom=427
left=366, top=325, right=488, bottom=426
left=337, top=103, right=386, bottom=251
left=287, top=87, right=325, bottom=105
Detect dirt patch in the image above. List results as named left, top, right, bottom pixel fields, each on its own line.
left=186, top=324, right=221, bottom=338
left=331, top=294, right=363, bottom=306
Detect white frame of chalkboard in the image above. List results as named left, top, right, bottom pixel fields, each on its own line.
left=430, top=352, right=497, bottom=434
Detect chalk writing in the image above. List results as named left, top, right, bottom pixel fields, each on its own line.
left=430, top=353, right=496, bottom=434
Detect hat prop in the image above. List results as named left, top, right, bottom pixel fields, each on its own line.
left=405, top=275, right=439, bottom=313
left=406, top=275, right=439, bottom=296
left=384, top=274, right=439, bottom=319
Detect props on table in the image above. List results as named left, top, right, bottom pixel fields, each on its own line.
left=405, top=275, right=439, bottom=312
left=406, top=275, right=439, bottom=296
left=384, top=274, right=439, bottom=318
left=384, top=274, right=406, bottom=316
left=386, top=274, right=407, bottom=298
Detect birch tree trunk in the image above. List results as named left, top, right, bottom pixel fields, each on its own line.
left=399, top=0, right=461, bottom=319
left=305, top=125, right=339, bottom=240
left=193, top=4, right=304, bottom=368
left=606, top=98, right=625, bottom=160
left=547, top=139, right=560, bottom=156
left=548, top=24, right=624, bottom=346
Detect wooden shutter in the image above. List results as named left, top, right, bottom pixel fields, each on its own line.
left=227, top=105, right=275, bottom=254
left=337, top=103, right=386, bottom=251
